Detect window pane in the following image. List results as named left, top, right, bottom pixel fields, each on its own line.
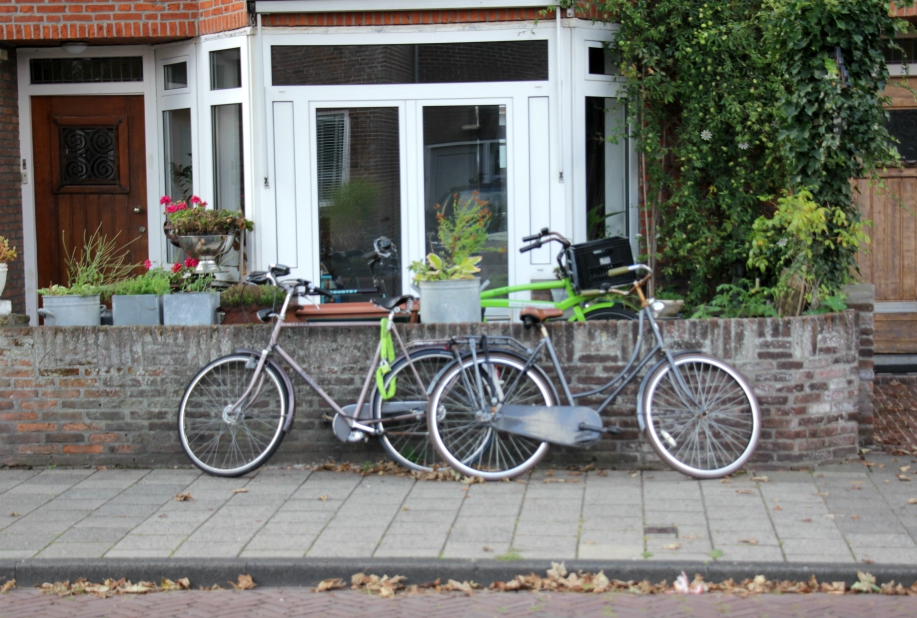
left=164, top=62, right=188, bottom=90
left=317, top=107, right=402, bottom=302
left=585, top=97, right=627, bottom=240
left=210, top=48, right=241, bottom=90
left=423, top=105, right=508, bottom=290
left=272, top=41, right=548, bottom=86
left=211, top=104, right=244, bottom=211
left=163, top=108, right=193, bottom=201
left=30, top=57, right=143, bottom=84
left=886, top=110, right=917, bottom=165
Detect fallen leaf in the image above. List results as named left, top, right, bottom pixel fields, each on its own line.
left=174, top=492, right=193, bottom=502
left=852, top=515, right=859, bottom=520
left=739, top=539, right=759, bottom=545
left=800, top=518, right=812, bottom=523
left=898, top=474, right=912, bottom=482
left=750, top=475, right=769, bottom=483
left=402, top=507, right=409, bottom=511
left=584, top=540, right=596, bottom=545
left=8, top=512, right=19, bottom=517
left=229, top=575, right=256, bottom=591
left=862, top=559, right=875, bottom=564
left=0, top=580, right=14, bottom=594
left=773, top=505, right=783, bottom=511
left=318, top=495, right=329, bottom=501
left=901, top=466, right=911, bottom=473
left=316, top=578, right=346, bottom=592
left=231, top=488, right=249, bottom=494
left=736, top=489, right=755, bottom=495
left=482, top=546, right=493, bottom=552
left=850, top=571, right=879, bottom=594
left=662, top=543, right=681, bottom=550
left=815, top=492, right=829, bottom=497
left=908, top=498, right=917, bottom=505
left=158, top=514, right=168, bottom=519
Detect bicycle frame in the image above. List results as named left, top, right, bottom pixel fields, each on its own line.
left=480, top=279, right=629, bottom=321
left=228, top=285, right=441, bottom=438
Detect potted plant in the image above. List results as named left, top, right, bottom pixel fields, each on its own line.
left=409, top=192, right=491, bottom=323
left=37, top=230, right=134, bottom=326
left=218, top=282, right=284, bottom=325
left=162, top=195, right=253, bottom=273
left=109, top=260, right=173, bottom=326
left=162, top=258, right=220, bottom=326
left=0, top=236, right=17, bottom=300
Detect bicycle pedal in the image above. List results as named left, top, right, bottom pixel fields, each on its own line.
left=321, top=413, right=334, bottom=422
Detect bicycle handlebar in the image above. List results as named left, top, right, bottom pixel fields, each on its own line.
left=608, top=264, right=653, bottom=278
left=522, top=228, right=550, bottom=242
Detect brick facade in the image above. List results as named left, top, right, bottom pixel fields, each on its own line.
left=0, top=313, right=866, bottom=469
left=0, top=45, right=22, bottom=315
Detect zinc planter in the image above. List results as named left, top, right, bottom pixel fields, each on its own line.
left=163, top=292, right=220, bottom=326
left=418, top=279, right=481, bottom=324
left=37, top=295, right=103, bottom=326
left=112, top=294, right=163, bottom=326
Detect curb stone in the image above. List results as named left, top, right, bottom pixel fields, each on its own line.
left=2, top=558, right=917, bottom=588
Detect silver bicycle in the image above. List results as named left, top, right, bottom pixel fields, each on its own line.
left=426, top=262, right=761, bottom=481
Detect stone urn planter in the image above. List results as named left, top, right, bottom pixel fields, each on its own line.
left=163, top=292, right=221, bottom=326
left=176, top=235, right=236, bottom=274
left=418, top=279, right=481, bottom=323
left=37, top=295, right=103, bottom=326
left=112, top=294, right=163, bottom=326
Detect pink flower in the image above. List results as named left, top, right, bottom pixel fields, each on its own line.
left=184, top=258, right=199, bottom=268
left=143, top=259, right=152, bottom=270
left=160, top=196, right=172, bottom=205
left=165, top=204, right=179, bottom=214
left=171, top=263, right=182, bottom=274
left=190, top=196, right=202, bottom=205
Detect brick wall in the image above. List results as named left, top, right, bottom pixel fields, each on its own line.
left=0, top=45, right=23, bottom=315
left=843, top=283, right=875, bottom=445
left=0, top=312, right=865, bottom=469
left=263, top=8, right=546, bottom=28
left=0, top=0, right=249, bottom=42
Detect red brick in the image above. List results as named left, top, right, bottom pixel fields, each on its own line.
left=62, top=444, right=103, bottom=454
left=88, top=433, right=118, bottom=443
left=17, top=422, right=56, bottom=432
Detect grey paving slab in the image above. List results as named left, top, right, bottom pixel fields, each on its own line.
left=577, top=543, right=644, bottom=560
left=715, top=545, right=786, bottom=561
left=245, top=534, right=318, bottom=550
left=853, top=547, right=917, bottom=563
left=172, top=542, right=245, bottom=558
left=34, top=542, right=114, bottom=559
left=104, top=549, right=174, bottom=558
left=110, top=535, right=185, bottom=551
left=845, top=533, right=917, bottom=547
left=56, top=527, right=132, bottom=543
left=440, top=541, right=511, bottom=559
left=307, top=541, right=380, bottom=558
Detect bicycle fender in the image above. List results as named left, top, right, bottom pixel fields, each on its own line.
left=635, top=350, right=703, bottom=432
left=234, top=348, right=297, bottom=433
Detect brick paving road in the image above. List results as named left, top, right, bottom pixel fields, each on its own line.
left=2, top=588, right=917, bottom=617
left=5, top=453, right=917, bottom=564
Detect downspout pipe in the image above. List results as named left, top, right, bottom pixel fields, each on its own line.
left=556, top=7, right=564, bottom=183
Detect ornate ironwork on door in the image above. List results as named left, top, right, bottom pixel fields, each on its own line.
left=886, top=110, right=917, bottom=165
left=59, top=127, right=118, bottom=185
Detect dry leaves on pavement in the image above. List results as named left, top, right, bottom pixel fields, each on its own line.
left=231, top=488, right=249, bottom=494
left=174, top=492, right=193, bottom=502
left=0, top=580, right=14, bottom=594
left=229, top=575, right=256, bottom=590
left=39, top=578, right=190, bottom=598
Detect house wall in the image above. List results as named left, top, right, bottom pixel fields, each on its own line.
left=0, top=313, right=865, bottom=470
left=0, top=0, right=247, bottom=42
left=0, top=46, right=23, bottom=315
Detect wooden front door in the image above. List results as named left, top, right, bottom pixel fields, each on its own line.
left=32, top=96, right=148, bottom=290
left=854, top=169, right=917, bottom=353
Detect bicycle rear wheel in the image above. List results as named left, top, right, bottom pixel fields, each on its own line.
left=178, top=353, right=289, bottom=477
left=584, top=307, right=638, bottom=321
left=427, top=353, right=554, bottom=481
left=372, top=348, right=455, bottom=472
left=643, top=353, right=759, bottom=479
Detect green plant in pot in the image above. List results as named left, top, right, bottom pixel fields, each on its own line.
left=162, top=258, right=219, bottom=326
left=218, top=282, right=284, bottom=325
left=0, top=235, right=17, bottom=301
left=409, top=192, right=491, bottom=323
left=37, top=229, right=135, bottom=327
left=109, top=260, right=174, bottom=326
left=163, top=195, right=253, bottom=274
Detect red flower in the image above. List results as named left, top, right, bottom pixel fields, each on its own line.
left=184, top=258, right=199, bottom=268
left=143, top=259, right=152, bottom=270
left=159, top=196, right=171, bottom=205
left=171, top=263, right=182, bottom=274
left=190, top=196, right=202, bottom=205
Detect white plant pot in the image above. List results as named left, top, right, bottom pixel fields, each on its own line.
left=163, top=292, right=221, bottom=325
left=418, top=279, right=481, bottom=324
left=0, top=263, right=7, bottom=298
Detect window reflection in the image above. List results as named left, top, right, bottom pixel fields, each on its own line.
left=163, top=108, right=192, bottom=201
left=212, top=103, right=244, bottom=212
left=164, top=62, right=188, bottom=90
left=210, top=48, right=241, bottom=90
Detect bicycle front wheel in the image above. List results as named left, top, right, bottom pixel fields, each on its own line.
left=428, top=353, right=554, bottom=481
left=643, top=353, right=759, bottom=479
left=178, top=354, right=289, bottom=477
left=372, top=348, right=455, bottom=472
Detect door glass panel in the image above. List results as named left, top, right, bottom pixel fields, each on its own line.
left=163, top=108, right=192, bottom=201
left=423, top=105, right=508, bottom=290
left=316, top=107, right=402, bottom=301
left=585, top=97, right=627, bottom=240
left=212, top=103, right=244, bottom=212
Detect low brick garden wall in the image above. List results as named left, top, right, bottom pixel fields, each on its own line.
left=0, top=310, right=867, bottom=470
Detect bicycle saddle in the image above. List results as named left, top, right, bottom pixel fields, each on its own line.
left=372, top=295, right=416, bottom=310
left=520, top=307, right=563, bottom=327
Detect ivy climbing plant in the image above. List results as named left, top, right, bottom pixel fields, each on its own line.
left=568, top=0, right=911, bottom=313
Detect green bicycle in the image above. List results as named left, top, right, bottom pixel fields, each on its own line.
left=480, top=228, right=637, bottom=321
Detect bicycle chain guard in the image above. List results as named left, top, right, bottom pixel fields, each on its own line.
left=491, top=404, right=606, bottom=448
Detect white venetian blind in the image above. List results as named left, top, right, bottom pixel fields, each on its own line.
left=316, top=111, right=349, bottom=207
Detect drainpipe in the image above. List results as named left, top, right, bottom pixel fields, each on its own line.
left=556, top=7, right=564, bottom=183
left=257, top=13, right=269, bottom=190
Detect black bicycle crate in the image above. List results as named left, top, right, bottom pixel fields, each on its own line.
left=565, top=236, right=635, bottom=293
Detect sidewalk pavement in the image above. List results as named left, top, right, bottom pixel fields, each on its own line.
left=3, top=450, right=917, bottom=587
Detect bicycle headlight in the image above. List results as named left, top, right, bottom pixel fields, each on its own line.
left=650, top=300, right=666, bottom=316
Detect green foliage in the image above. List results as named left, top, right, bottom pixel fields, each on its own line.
left=39, top=228, right=136, bottom=296
left=691, top=283, right=779, bottom=319
left=109, top=268, right=173, bottom=297
left=219, top=283, right=282, bottom=308
left=579, top=0, right=910, bottom=314
left=0, top=236, right=17, bottom=263
left=165, top=197, right=253, bottom=236
left=410, top=192, right=492, bottom=281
